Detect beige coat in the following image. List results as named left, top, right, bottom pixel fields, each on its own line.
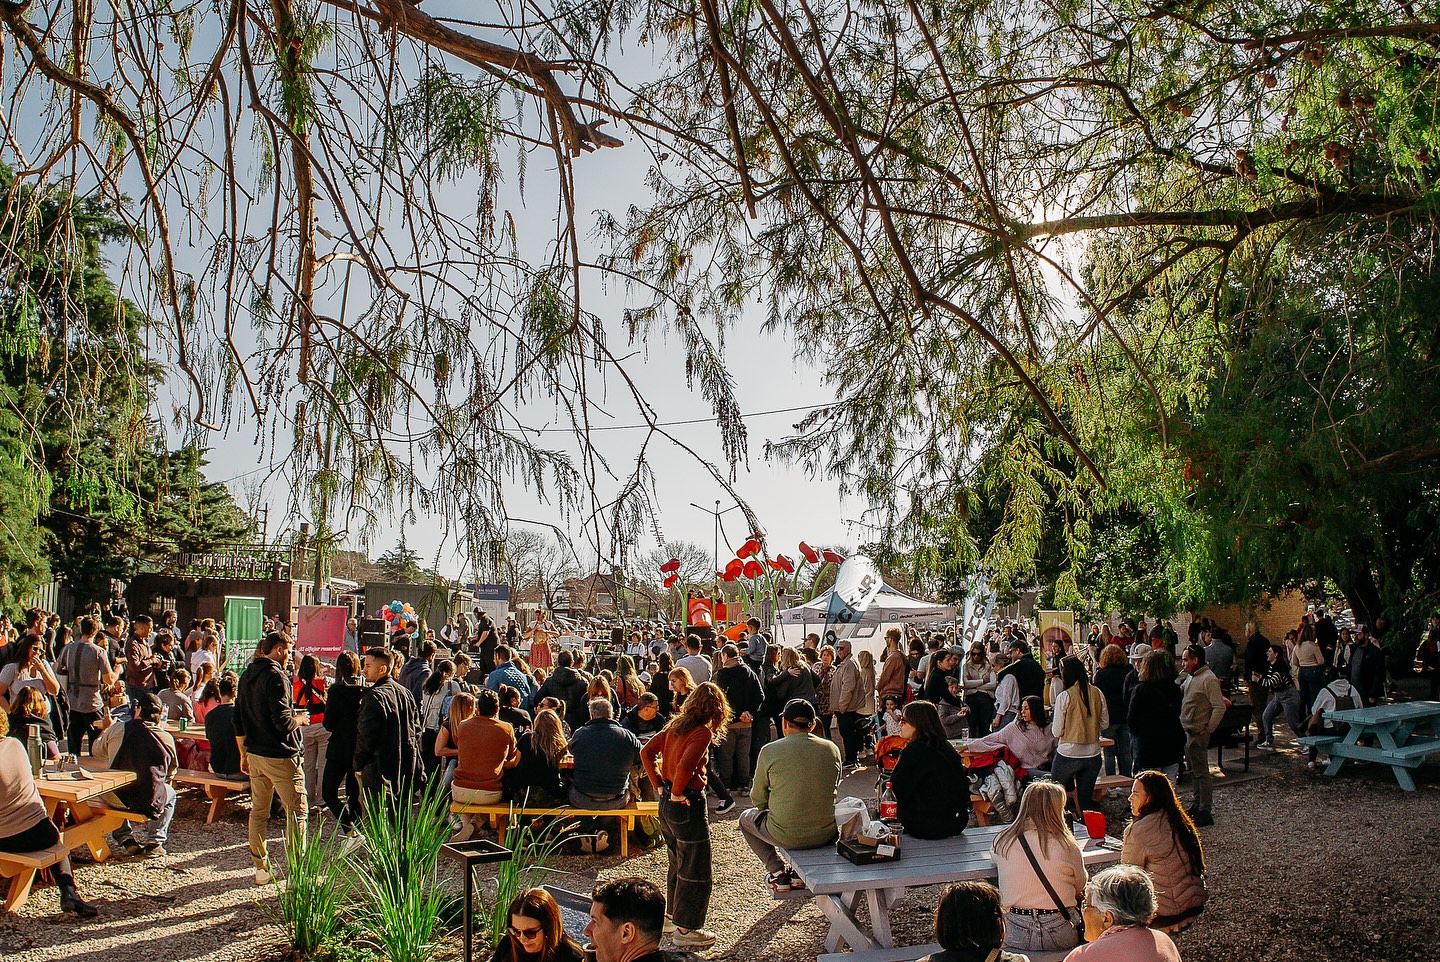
left=1121, top=811, right=1207, bottom=928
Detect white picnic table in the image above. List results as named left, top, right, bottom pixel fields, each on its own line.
left=777, top=823, right=1120, bottom=952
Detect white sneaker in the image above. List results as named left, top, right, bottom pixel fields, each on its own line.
left=672, top=927, right=716, bottom=948
left=1257, top=741, right=1275, bottom=751
left=663, top=916, right=677, bottom=935
left=254, top=867, right=275, bottom=886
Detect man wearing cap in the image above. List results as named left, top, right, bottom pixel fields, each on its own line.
left=739, top=698, right=842, bottom=891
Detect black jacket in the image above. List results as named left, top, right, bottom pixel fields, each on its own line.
left=323, top=679, right=365, bottom=768
left=889, top=739, right=969, bottom=840
left=714, top=662, right=763, bottom=722
left=1127, top=680, right=1185, bottom=769
left=1092, top=665, right=1134, bottom=725
left=233, top=657, right=302, bottom=759
left=353, top=674, right=421, bottom=797
left=205, top=703, right=242, bottom=777
left=762, top=665, right=817, bottom=716
left=1000, top=655, right=1045, bottom=701
left=536, top=665, right=592, bottom=727
left=1350, top=642, right=1387, bottom=702
left=1244, top=632, right=1271, bottom=675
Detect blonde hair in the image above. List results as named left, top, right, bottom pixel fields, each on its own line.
left=779, top=647, right=802, bottom=670
left=448, top=691, right=477, bottom=728
left=993, top=781, right=1074, bottom=861
left=530, top=709, right=569, bottom=768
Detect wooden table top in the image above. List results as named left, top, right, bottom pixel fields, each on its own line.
left=37, top=768, right=135, bottom=805
left=162, top=723, right=208, bottom=741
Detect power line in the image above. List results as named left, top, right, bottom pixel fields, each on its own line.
left=530, top=401, right=832, bottom=433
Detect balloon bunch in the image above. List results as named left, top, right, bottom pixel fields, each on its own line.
left=376, top=600, right=418, bottom=631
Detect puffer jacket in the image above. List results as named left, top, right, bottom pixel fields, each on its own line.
left=1121, top=811, right=1207, bottom=929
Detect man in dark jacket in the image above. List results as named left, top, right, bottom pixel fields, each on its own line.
left=354, top=647, right=422, bottom=805
left=397, top=639, right=436, bottom=702
left=233, top=631, right=306, bottom=885
left=535, top=649, right=592, bottom=725
left=1349, top=627, right=1387, bottom=707
left=1244, top=622, right=1272, bottom=727
left=998, top=639, right=1045, bottom=701
left=569, top=698, right=643, bottom=852
left=713, top=644, right=763, bottom=791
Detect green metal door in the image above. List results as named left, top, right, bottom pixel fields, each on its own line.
left=224, top=596, right=266, bottom=670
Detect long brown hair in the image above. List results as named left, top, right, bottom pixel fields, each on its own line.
left=529, top=709, right=569, bottom=769
left=1132, top=770, right=1206, bottom=875
left=494, top=887, right=585, bottom=962
left=993, top=781, right=1073, bottom=860
left=901, top=700, right=949, bottom=750
left=664, top=680, right=729, bottom=745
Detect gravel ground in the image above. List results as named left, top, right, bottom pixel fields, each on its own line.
left=4, top=732, right=1439, bottom=962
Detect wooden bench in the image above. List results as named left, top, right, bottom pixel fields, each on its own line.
left=175, top=769, right=249, bottom=824
left=969, top=793, right=994, bottom=826
left=818, top=941, right=1071, bottom=961
left=0, top=842, right=69, bottom=912
left=449, top=800, right=659, bottom=857
left=1091, top=773, right=1133, bottom=801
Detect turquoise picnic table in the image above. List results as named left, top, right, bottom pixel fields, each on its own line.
left=1308, top=700, right=1440, bottom=792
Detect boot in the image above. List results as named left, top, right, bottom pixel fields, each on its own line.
left=57, top=878, right=98, bottom=918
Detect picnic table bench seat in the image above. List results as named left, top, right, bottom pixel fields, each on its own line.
left=0, top=842, right=70, bottom=912
left=1295, top=735, right=1341, bottom=750
left=174, top=769, right=249, bottom=824
left=1091, top=773, right=1132, bottom=801
left=818, top=946, right=1071, bottom=962
left=449, top=799, right=658, bottom=857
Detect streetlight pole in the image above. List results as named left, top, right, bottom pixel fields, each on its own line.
left=691, top=500, right=742, bottom=601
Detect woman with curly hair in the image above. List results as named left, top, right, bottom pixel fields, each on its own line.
left=641, top=680, right=730, bottom=949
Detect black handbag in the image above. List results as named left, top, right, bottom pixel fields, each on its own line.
left=1017, top=832, right=1086, bottom=943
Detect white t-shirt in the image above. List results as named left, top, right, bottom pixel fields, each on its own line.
left=0, top=662, right=50, bottom=710
left=190, top=649, right=216, bottom=677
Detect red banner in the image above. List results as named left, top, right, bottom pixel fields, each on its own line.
left=296, top=605, right=349, bottom=663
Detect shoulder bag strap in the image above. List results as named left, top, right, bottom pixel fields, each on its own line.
left=1016, top=831, right=1076, bottom=916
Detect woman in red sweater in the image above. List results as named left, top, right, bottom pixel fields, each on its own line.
left=641, top=680, right=730, bottom=950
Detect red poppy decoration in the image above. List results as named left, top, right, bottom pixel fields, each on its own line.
left=722, top=571, right=738, bottom=582
left=737, top=538, right=762, bottom=559
left=724, top=558, right=744, bottom=579
left=799, top=542, right=820, bottom=564
left=663, top=574, right=679, bottom=589
left=822, top=549, right=846, bottom=564
left=775, top=554, right=795, bottom=574
left=742, top=559, right=764, bottom=579
left=767, top=558, right=786, bottom=571
left=660, top=558, right=681, bottom=574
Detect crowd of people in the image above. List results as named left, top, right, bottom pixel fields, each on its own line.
left=0, top=598, right=1427, bottom=961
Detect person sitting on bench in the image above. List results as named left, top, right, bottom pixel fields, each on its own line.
left=94, top=691, right=179, bottom=859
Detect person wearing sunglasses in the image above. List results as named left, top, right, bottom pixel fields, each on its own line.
left=489, top=887, right=585, bottom=962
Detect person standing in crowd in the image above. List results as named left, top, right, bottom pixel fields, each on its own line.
left=1091, top=644, right=1133, bottom=777
left=1128, top=651, right=1185, bottom=784
left=962, top=643, right=998, bottom=737
left=992, top=651, right=1021, bottom=731
left=1243, top=621, right=1271, bottom=729
left=990, top=781, right=1087, bottom=954
left=343, top=618, right=360, bottom=654
left=419, top=660, right=460, bottom=780
left=1293, top=623, right=1327, bottom=711
left=322, top=651, right=365, bottom=837
left=1120, top=771, right=1206, bottom=934
left=876, top=628, right=908, bottom=709
left=398, top=639, right=436, bottom=702
left=56, top=617, right=114, bottom=756
left=569, top=698, right=643, bottom=853
left=293, top=655, right=328, bottom=804
left=1349, top=626, right=1387, bottom=707
left=1202, top=628, right=1234, bottom=695
left=712, top=644, right=762, bottom=793
left=924, top=647, right=969, bottom=738
left=451, top=688, right=519, bottom=842
left=1070, top=864, right=1183, bottom=962
left=1254, top=645, right=1304, bottom=751
left=233, top=631, right=306, bottom=885
left=1179, top=644, right=1224, bottom=827
left=475, top=612, right=499, bottom=674
left=641, top=681, right=730, bottom=949
left=94, top=692, right=178, bottom=859
left=889, top=700, right=970, bottom=839
left=124, top=615, right=159, bottom=708
left=0, top=712, right=97, bottom=915
left=813, top=645, right=837, bottom=741
left=739, top=698, right=842, bottom=890
left=535, top=649, right=593, bottom=726
left=968, top=695, right=1057, bottom=776
left=1000, top=639, right=1046, bottom=702
left=354, top=646, right=422, bottom=806
left=1051, top=656, right=1107, bottom=819
left=676, top=634, right=712, bottom=684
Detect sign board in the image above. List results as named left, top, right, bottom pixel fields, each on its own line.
left=296, top=605, right=349, bottom=663
left=167, top=550, right=290, bottom=579
left=471, top=584, right=511, bottom=625
left=223, top=596, right=266, bottom=669
left=959, top=572, right=999, bottom=647
left=823, top=556, right=884, bottom=629
left=1036, top=610, right=1077, bottom=645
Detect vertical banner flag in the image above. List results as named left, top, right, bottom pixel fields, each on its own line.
left=959, top=571, right=998, bottom=647
left=296, top=605, right=349, bottom=662
left=823, top=555, right=885, bottom=631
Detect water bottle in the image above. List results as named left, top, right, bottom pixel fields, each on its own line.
left=878, top=780, right=898, bottom=823
left=26, top=724, right=42, bottom=777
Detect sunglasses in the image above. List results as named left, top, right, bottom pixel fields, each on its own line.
left=508, top=924, right=544, bottom=940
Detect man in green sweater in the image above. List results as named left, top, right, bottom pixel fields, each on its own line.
left=739, top=698, right=843, bottom=891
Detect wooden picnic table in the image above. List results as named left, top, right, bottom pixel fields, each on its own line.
left=777, top=823, right=1120, bottom=952
left=1316, top=700, right=1440, bottom=792
left=162, top=722, right=208, bottom=741
left=949, top=736, right=1113, bottom=762
left=37, top=768, right=140, bottom=863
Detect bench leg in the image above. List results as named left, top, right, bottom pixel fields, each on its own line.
left=1394, top=766, right=1418, bottom=792
left=4, top=869, right=37, bottom=912
left=206, top=787, right=230, bottom=824
left=618, top=818, right=629, bottom=858
left=865, top=887, right=897, bottom=947
left=815, top=891, right=879, bottom=953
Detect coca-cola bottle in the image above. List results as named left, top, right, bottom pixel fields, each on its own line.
left=878, top=780, right=898, bottom=823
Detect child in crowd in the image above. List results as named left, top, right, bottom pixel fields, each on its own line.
left=879, top=693, right=905, bottom=737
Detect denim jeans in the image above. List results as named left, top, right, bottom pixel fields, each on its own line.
left=1297, top=667, right=1326, bottom=713
left=713, top=726, right=753, bottom=789
left=1101, top=723, right=1132, bottom=776
left=836, top=711, right=865, bottom=765
left=658, top=793, right=712, bottom=930
left=1003, top=909, right=1080, bottom=952
left=114, top=783, right=177, bottom=847
left=1262, top=687, right=1304, bottom=743
left=1050, top=752, right=1102, bottom=815
left=738, top=806, right=786, bottom=874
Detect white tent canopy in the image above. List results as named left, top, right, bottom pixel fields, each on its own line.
left=775, top=584, right=956, bottom=628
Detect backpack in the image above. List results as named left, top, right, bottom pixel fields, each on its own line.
left=1329, top=683, right=1357, bottom=713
